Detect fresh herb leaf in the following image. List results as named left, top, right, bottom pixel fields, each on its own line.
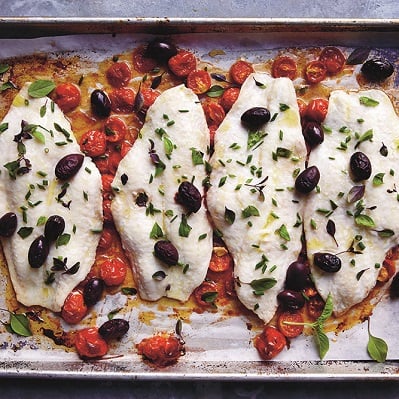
left=242, top=205, right=260, bottom=218
left=55, top=233, right=71, bottom=248
left=375, top=228, right=395, bottom=238
left=121, top=287, right=137, bottom=295
left=367, top=318, right=388, bottom=362
left=28, top=80, right=55, bottom=98
left=276, top=224, right=290, bottom=241
left=359, top=96, right=379, bottom=107
left=179, top=214, right=192, bottom=237
left=346, top=48, right=370, bottom=65
left=206, top=85, right=224, bottom=98
left=191, top=148, right=204, bottom=165
left=17, top=227, right=33, bottom=239
left=355, top=214, right=375, bottom=228
left=373, top=173, right=385, bottom=186
left=249, top=278, right=277, bottom=295
left=224, top=206, right=236, bottom=225
left=9, top=312, right=32, bottom=337
left=150, top=222, right=164, bottom=239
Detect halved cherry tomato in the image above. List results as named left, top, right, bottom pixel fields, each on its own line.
left=53, top=83, right=81, bottom=113
left=202, top=100, right=225, bottom=126
left=254, top=326, right=286, bottom=360
left=99, top=258, right=128, bottom=286
left=307, top=294, right=325, bottom=320
left=137, top=333, right=184, bottom=367
left=98, top=227, right=114, bottom=250
left=297, top=99, right=307, bottom=119
left=61, top=290, right=88, bottom=324
left=230, top=60, right=254, bottom=85
left=277, top=311, right=304, bottom=338
left=319, top=46, right=346, bottom=75
left=120, top=140, right=133, bottom=158
left=168, top=50, right=197, bottom=78
left=104, top=116, right=128, bottom=143
left=208, top=250, right=233, bottom=272
left=186, top=69, right=212, bottom=94
left=272, top=56, right=297, bottom=80
left=102, top=198, right=113, bottom=223
left=305, top=98, right=329, bottom=122
left=109, top=87, right=135, bottom=113
left=80, top=130, right=107, bottom=157
left=132, top=45, right=158, bottom=73
left=141, top=88, right=160, bottom=110
left=304, top=60, right=327, bottom=84
left=193, top=281, right=219, bottom=307
left=75, top=327, right=108, bottom=359
left=106, top=61, right=132, bottom=88
left=101, top=173, right=114, bottom=193
left=219, top=87, right=240, bottom=112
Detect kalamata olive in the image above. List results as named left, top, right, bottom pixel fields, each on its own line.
left=303, top=121, right=324, bottom=148
left=83, top=277, right=105, bottom=306
left=154, top=240, right=179, bottom=266
left=313, top=252, right=341, bottom=273
left=28, top=235, right=50, bottom=268
left=91, top=89, right=111, bottom=118
left=0, top=212, right=17, bottom=237
left=295, top=165, right=320, bottom=194
left=99, top=318, right=130, bottom=340
left=55, top=153, right=84, bottom=180
left=176, top=181, right=202, bottom=213
left=361, top=57, right=394, bottom=81
left=44, top=215, right=65, bottom=241
left=349, top=151, right=372, bottom=181
left=285, top=261, right=312, bottom=291
left=145, top=39, right=178, bottom=62
left=277, top=289, right=305, bottom=311
left=389, top=272, right=399, bottom=299
left=241, top=107, right=271, bottom=129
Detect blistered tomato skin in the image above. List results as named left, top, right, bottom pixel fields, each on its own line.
left=168, top=50, right=197, bottom=78
left=75, top=327, right=108, bottom=359
left=53, top=83, right=81, bottom=113
left=271, top=56, right=297, bottom=80
left=106, top=62, right=132, bottom=88
left=254, top=326, right=286, bottom=360
left=305, top=98, right=329, bottom=123
left=61, top=290, right=88, bottom=324
left=99, top=258, right=128, bottom=286
left=304, top=60, right=327, bottom=84
left=80, top=130, right=107, bottom=157
left=230, top=60, right=254, bottom=85
left=319, top=47, right=346, bottom=75
left=219, top=87, right=240, bottom=112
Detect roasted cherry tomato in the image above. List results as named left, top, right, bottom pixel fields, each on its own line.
left=208, top=250, right=233, bottom=273
left=102, top=198, right=113, bottom=223
left=277, top=311, right=304, bottom=338
left=141, top=88, right=161, bottom=110
left=74, top=327, right=108, bottom=359
left=53, top=83, right=81, bottom=113
left=104, top=116, right=128, bottom=143
left=219, top=87, right=240, bottom=112
left=297, top=99, right=307, bottom=119
left=132, top=45, right=158, bottom=73
left=307, top=294, right=325, bottom=320
left=186, top=69, right=212, bottom=94
left=254, top=326, right=286, bottom=360
left=202, top=100, right=226, bottom=126
left=319, top=46, right=346, bottom=75
left=80, top=130, right=107, bottom=157
left=101, top=173, right=114, bottom=193
left=304, top=60, right=327, bottom=84
left=61, top=290, right=88, bottom=324
left=230, top=60, right=254, bottom=85
left=120, top=140, right=133, bottom=158
left=109, top=87, right=135, bottom=113
left=193, top=281, right=219, bottom=307
left=106, top=61, right=132, bottom=88
left=271, top=56, right=297, bottom=80
left=168, top=50, right=197, bottom=78
left=305, top=98, right=329, bottom=123
left=98, top=227, right=114, bottom=250
left=137, top=333, right=184, bottom=368
left=99, top=258, right=128, bottom=286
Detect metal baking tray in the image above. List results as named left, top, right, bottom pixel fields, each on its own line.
left=0, top=18, right=398, bottom=381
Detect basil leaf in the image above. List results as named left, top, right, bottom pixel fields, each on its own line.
left=372, top=173, right=385, bottom=186
left=28, top=80, right=55, bottom=98
left=206, top=85, right=224, bottom=98
left=0, top=64, right=9, bottom=74
left=314, top=325, right=329, bottom=360
left=249, top=277, right=277, bottom=295
left=355, top=214, right=375, bottom=228
left=359, top=96, right=379, bottom=107
left=149, top=222, right=164, bottom=239
left=367, top=319, right=388, bottom=362
left=179, top=214, right=192, bottom=237
left=317, top=293, right=333, bottom=324
left=376, top=228, right=395, bottom=238
left=242, top=205, right=260, bottom=218
left=10, top=313, right=32, bottom=337
left=55, top=233, right=71, bottom=248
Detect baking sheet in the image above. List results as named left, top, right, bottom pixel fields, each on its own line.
left=0, top=20, right=398, bottom=380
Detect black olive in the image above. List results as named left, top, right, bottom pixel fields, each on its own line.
left=145, top=39, right=178, bottom=62
left=55, top=153, right=84, bottom=180
left=28, top=235, right=50, bottom=268
left=99, top=318, right=130, bottom=340
left=313, top=252, right=341, bottom=273
left=285, top=261, right=312, bottom=291
left=0, top=212, right=17, bottom=237
left=361, top=58, right=394, bottom=81
left=303, top=121, right=324, bottom=148
left=44, top=215, right=65, bottom=242
left=389, top=272, right=399, bottom=299
left=241, top=107, right=271, bottom=129
left=91, top=89, right=111, bottom=118
left=350, top=151, right=372, bottom=182
left=83, top=277, right=105, bottom=306
left=277, top=289, right=305, bottom=311
left=176, top=181, right=202, bottom=213
left=154, top=240, right=179, bottom=266
left=295, top=166, right=320, bottom=194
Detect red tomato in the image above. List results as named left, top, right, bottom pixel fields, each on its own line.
left=277, top=311, right=304, bottom=338
left=98, top=227, right=114, bottom=250
left=186, top=70, right=212, bottom=94
left=137, top=333, right=184, bottom=367
left=304, top=60, right=327, bottom=84
left=109, top=87, right=135, bottom=113
left=75, top=327, right=108, bottom=359
left=307, top=294, right=325, bottom=320
left=319, top=46, right=346, bottom=75
left=272, top=56, right=297, bottom=80
left=254, top=326, right=286, bottom=360
left=103, top=198, right=113, bottom=223
left=132, top=45, right=158, bottom=73
left=297, top=99, right=307, bottom=119
left=230, top=60, right=254, bottom=85
left=53, top=83, right=81, bottom=113
left=99, top=258, right=128, bottom=286
left=208, top=251, right=233, bottom=273
left=305, top=98, right=329, bottom=122
left=61, top=290, right=88, bottom=324
left=80, top=130, right=107, bottom=157
left=168, top=50, right=197, bottom=78
left=193, top=281, right=219, bottom=307
left=141, top=88, right=160, bottom=110
left=104, top=116, right=128, bottom=143
left=101, top=173, right=114, bottom=193
left=106, top=61, right=132, bottom=88
left=219, top=87, right=240, bottom=112
left=120, top=140, right=133, bottom=158
left=202, top=101, right=226, bottom=126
